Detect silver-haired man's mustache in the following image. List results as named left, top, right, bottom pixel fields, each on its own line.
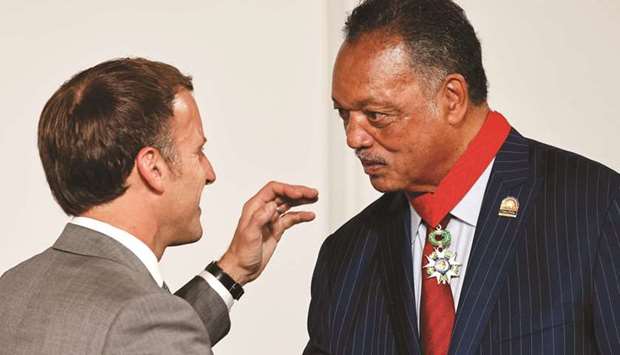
left=355, top=150, right=387, bottom=165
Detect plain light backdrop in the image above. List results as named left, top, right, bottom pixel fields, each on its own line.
left=0, top=0, right=618, bottom=353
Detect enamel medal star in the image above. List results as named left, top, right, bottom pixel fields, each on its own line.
left=423, top=225, right=461, bottom=285
left=424, top=249, right=461, bottom=285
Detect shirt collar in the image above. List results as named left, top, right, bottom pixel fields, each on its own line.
left=69, top=216, right=164, bottom=287
left=409, top=158, right=495, bottom=229
left=450, top=158, right=494, bottom=226
left=409, top=204, right=423, bottom=234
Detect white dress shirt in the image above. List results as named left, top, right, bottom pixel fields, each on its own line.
left=410, top=159, right=494, bottom=331
left=69, top=216, right=234, bottom=311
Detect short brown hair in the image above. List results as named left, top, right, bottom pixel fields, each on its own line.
left=38, top=57, right=193, bottom=216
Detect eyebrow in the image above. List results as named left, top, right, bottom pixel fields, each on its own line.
left=332, top=97, right=376, bottom=109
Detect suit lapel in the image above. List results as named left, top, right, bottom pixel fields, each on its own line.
left=448, top=129, right=542, bottom=354
left=376, top=192, right=423, bottom=354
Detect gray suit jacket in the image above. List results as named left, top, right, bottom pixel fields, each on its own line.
left=0, top=224, right=231, bottom=354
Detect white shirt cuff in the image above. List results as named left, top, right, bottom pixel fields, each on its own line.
left=198, top=270, right=234, bottom=311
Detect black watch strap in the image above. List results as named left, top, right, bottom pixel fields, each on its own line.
left=205, top=261, right=244, bottom=300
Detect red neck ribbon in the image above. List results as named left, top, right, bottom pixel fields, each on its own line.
left=410, top=111, right=511, bottom=227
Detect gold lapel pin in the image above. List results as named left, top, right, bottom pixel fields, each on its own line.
left=498, top=196, right=519, bottom=218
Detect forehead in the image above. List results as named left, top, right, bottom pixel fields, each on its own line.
left=332, top=33, right=418, bottom=105
left=170, top=89, right=204, bottom=144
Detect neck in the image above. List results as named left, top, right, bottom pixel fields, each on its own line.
left=449, top=104, right=491, bottom=172
left=460, top=104, right=491, bottom=148
left=81, top=199, right=165, bottom=260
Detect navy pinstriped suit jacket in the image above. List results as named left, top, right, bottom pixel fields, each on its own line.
left=304, top=129, right=620, bottom=354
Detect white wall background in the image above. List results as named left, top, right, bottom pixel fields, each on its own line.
left=1, top=1, right=619, bottom=354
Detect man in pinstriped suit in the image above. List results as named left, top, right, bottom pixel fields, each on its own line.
left=0, top=58, right=319, bottom=354
left=304, top=0, right=620, bottom=354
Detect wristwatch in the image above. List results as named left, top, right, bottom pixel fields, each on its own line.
left=205, top=261, right=245, bottom=300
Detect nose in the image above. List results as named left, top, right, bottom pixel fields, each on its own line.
left=203, top=156, right=216, bottom=185
left=345, top=113, right=373, bottom=149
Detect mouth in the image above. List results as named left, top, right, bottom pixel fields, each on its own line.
left=360, top=160, right=386, bottom=174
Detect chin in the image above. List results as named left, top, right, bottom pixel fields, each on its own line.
left=169, top=234, right=201, bottom=246
left=169, top=226, right=203, bottom=246
left=368, top=175, right=402, bottom=193
left=188, top=226, right=203, bottom=243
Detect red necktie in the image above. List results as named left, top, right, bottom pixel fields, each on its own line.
left=419, top=220, right=454, bottom=355
left=410, top=111, right=511, bottom=355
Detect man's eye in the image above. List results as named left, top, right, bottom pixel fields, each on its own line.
left=365, top=111, right=386, bottom=122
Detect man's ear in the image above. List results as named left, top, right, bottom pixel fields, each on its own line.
left=438, top=73, right=469, bottom=126
left=135, top=146, right=168, bottom=194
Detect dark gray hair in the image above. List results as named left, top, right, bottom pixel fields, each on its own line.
left=345, top=0, right=488, bottom=104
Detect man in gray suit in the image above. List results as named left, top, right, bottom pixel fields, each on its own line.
left=0, top=58, right=318, bottom=354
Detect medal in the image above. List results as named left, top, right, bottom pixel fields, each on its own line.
left=423, top=225, right=461, bottom=285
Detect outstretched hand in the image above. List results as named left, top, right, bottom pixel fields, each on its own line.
left=218, top=181, right=318, bottom=285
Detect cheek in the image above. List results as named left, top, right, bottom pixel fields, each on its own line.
left=373, top=129, right=405, bottom=156
left=387, top=132, right=434, bottom=176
